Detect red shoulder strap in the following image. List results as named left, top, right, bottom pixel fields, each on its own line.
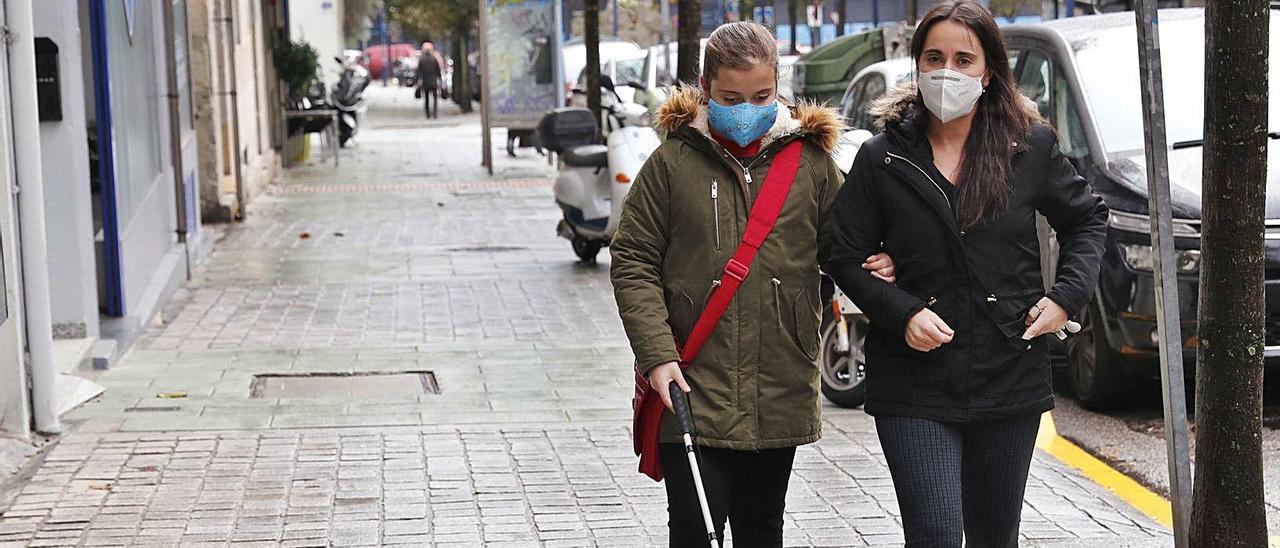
left=679, top=140, right=805, bottom=364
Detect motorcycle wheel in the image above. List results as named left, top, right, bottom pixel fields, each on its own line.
left=571, top=237, right=601, bottom=263
left=819, top=307, right=868, bottom=408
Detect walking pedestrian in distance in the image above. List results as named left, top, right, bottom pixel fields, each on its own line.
left=611, top=21, right=895, bottom=547
left=416, top=42, right=442, bottom=119
left=823, top=2, right=1108, bottom=546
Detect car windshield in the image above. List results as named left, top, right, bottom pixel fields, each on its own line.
left=1073, top=12, right=1280, bottom=157
left=617, top=58, right=645, bottom=87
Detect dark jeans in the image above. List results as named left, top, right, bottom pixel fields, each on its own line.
left=659, top=443, right=796, bottom=548
left=422, top=87, right=438, bottom=118
left=875, top=414, right=1040, bottom=548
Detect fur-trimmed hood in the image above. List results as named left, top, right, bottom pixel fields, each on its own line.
left=653, top=86, right=845, bottom=153
left=868, top=81, right=1045, bottom=129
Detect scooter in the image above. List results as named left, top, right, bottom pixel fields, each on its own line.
left=331, top=56, right=370, bottom=147
left=819, top=280, right=869, bottom=408
left=536, top=78, right=661, bottom=262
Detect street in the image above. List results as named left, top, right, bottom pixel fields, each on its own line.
left=1051, top=373, right=1280, bottom=536
left=0, top=87, right=1173, bottom=546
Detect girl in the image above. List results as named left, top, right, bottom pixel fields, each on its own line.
left=824, top=2, right=1108, bottom=546
left=610, top=21, right=891, bottom=546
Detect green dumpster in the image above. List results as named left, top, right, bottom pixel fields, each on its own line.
left=790, top=26, right=913, bottom=106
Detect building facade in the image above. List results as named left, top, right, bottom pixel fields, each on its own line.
left=0, top=0, right=287, bottom=444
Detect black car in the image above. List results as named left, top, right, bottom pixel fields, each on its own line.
left=836, top=9, right=1280, bottom=410
left=1000, top=9, right=1280, bottom=409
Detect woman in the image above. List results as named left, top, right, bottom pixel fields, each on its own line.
left=823, top=2, right=1108, bottom=546
left=610, top=21, right=893, bottom=546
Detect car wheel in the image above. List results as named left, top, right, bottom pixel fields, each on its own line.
left=571, top=237, right=601, bottom=263
left=819, top=307, right=867, bottom=408
left=1066, top=302, right=1130, bottom=410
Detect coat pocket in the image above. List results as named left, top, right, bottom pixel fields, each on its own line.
left=776, top=281, right=820, bottom=361
left=987, top=289, right=1045, bottom=340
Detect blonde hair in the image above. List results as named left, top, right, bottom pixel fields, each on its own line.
left=702, top=22, right=779, bottom=81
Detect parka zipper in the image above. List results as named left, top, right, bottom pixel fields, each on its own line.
left=711, top=179, right=721, bottom=250
left=771, top=278, right=783, bottom=320
left=886, top=151, right=952, bottom=212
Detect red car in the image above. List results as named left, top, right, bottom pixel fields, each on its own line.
left=362, top=43, right=418, bottom=79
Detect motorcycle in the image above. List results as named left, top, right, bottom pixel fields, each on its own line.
left=536, top=77, right=661, bottom=262
left=819, top=280, right=869, bottom=407
left=816, top=127, right=879, bottom=408
left=393, top=56, right=418, bottom=88
left=330, top=56, right=371, bottom=147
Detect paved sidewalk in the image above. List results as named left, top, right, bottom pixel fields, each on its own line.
left=0, top=86, right=1170, bottom=547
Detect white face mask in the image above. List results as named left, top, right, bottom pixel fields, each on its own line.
left=917, top=68, right=985, bottom=124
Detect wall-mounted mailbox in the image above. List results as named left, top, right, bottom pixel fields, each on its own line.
left=35, top=37, right=62, bottom=122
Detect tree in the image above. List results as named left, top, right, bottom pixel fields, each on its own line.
left=676, top=0, right=701, bottom=83
left=1190, top=0, right=1269, bottom=545
left=835, top=0, right=846, bottom=37
left=585, top=0, right=603, bottom=123
left=345, top=0, right=381, bottom=41
left=787, top=0, right=798, bottom=54
left=905, top=0, right=917, bottom=24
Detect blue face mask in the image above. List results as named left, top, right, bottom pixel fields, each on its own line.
left=707, top=98, right=778, bottom=148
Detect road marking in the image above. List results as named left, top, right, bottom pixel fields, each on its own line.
left=1036, top=412, right=1173, bottom=528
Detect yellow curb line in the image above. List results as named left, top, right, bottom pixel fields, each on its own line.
left=1035, top=412, right=1173, bottom=528
left=1036, top=413, right=1280, bottom=542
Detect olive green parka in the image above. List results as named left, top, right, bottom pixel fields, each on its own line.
left=611, top=87, right=846, bottom=450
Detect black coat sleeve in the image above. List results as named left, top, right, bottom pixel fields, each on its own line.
left=1034, top=128, right=1109, bottom=315
left=823, top=145, right=927, bottom=339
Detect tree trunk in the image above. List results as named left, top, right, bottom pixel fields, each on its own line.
left=1190, top=0, right=1269, bottom=546
left=585, top=0, right=603, bottom=124
left=835, top=0, right=846, bottom=36
left=905, top=0, right=917, bottom=24
left=452, top=27, right=474, bottom=114
left=787, top=0, right=798, bottom=54
left=676, top=0, right=701, bottom=83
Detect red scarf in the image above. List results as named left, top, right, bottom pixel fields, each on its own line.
left=711, top=130, right=762, bottom=158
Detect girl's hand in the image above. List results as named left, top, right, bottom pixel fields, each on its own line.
left=863, top=253, right=897, bottom=283
left=905, top=309, right=954, bottom=352
left=1022, top=297, right=1069, bottom=340
left=648, top=361, right=690, bottom=411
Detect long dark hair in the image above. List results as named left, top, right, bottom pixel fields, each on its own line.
left=912, top=1, right=1034, bottom=228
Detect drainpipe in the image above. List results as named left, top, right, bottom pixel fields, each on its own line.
left=5, top=0, right=61, bottom=435
left=161, top=0, right=192, bottom=277
left=217, top=0, right=246, bottom=218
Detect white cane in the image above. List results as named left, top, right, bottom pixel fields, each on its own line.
left=669, top=384, right=718, bottom=548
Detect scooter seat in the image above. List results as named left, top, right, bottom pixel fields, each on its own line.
left=563, top=145, right=609, bottom=168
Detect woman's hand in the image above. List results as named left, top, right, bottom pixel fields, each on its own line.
left=648, top=361, right=690, bottom=411
left=1022, top=297, right=1069, bottom=340
left=863, top=253, right=897, bottom=283
left=905, top=309, right=954, bottom=352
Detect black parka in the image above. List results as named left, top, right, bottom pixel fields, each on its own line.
left=823, top=84, right=1109, bottom=422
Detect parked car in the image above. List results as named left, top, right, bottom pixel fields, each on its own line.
left=570, top=51, right=648, bottom=107
left=777, top=55, right=800, bottom=101
left=561, top=39, right=644, bottom=99
left=835, top=8, right=1280, bottom=410
left=362, top=43, right=418, bottom=80
left=837, top=58, right=913, bottom=129
left=791, top=25, right=912, bottom=106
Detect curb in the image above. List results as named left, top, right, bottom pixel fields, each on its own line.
left=1035, top=412, right=1172, bottom=528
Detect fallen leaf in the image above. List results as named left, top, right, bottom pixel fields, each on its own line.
left=334, top=232, right=345, bottom=237
left=89, top=482, right=112, bottom=491
left=299, top=232, right=312, bottom=239
left=156, top=391, right=188, bottom=399
left=138, top=465, right=159, bottom=472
